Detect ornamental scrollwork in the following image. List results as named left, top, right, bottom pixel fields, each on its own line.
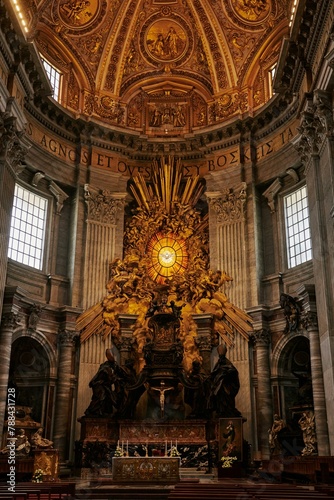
left=208, top=183, right=247, bottom=223
left=84, top=185, right=124, bottom=224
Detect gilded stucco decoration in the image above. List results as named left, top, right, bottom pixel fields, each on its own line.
left=231, top=0, right=271, bottom=23
left=141, top=15, right=191, bottom=67
left=77, top=158, right=253, bottom=371
left=29, top=0, right=287, bottom=133
left=58, top=0, right=100, bottom=28
left=53, top=0, right=108, bottom=33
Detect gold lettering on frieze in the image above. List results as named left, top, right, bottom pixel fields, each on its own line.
left=207, top=148, right=240, bottom=172
left=27, top=123, right=78, bottom=163
left=92, top=155, right=207, bottom=179
left=243, top=122, right=299, bottom=163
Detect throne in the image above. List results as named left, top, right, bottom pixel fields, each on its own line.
left=142, top=313, right=183, bottom=385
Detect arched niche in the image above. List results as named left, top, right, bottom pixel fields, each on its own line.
left=8, top=336, right=54, bottom=440
left=273, top=333, right=312, bottom=432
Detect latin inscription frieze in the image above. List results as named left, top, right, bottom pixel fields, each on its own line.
left=26, top=120, right=298, bottom=177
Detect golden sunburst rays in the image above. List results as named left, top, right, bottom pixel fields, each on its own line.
left=146, top=231, right=189, bottom=283
left=129, top=156, right=205, bottom=214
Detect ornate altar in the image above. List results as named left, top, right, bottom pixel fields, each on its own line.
left=77, top=160, right=253, bottom=475
left=112, top=456, right=179, bottom=483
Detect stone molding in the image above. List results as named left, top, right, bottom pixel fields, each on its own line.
left=262, top=178, right=283, bottom=213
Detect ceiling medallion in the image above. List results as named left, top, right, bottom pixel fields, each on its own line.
left=56, top=0, right=104, bottom=32
left=141, top=13, right=192, bottom=68
left=230, top=0, right=271, bottom=24
left=145, top=20, right=188, bottom=63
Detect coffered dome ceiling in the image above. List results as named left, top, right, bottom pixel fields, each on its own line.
left=28, top=0, right=289, bottom=135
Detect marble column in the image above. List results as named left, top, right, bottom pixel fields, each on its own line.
left=252, top=329, right=272, bottom=460
left=297, top=99, right=334, bottom=452
left=303, top=312, right=330, bottom=455
left=0, top=311, right=20, bottom=444
left=53, top=329, right=78, bottom=462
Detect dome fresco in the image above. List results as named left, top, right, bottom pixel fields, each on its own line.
left=28, top=0, right=289, bottom=135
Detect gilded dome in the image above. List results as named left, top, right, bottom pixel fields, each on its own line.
left=23, top=0, right=290, bottom=136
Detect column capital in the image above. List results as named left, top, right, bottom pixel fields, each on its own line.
left=1, top=312, right=20, bottom=329
left=84, top=185, right=126, bottom=224
left=57, top=329, right=79, bottom=346
left=195, top=335, right=212, bottom=351
left=302, top=311, right=318, bottom=330
left=118, top=335, right=136, bottom=352
left=206, top=183, right=247, bottom=223
left=0, top=109, right=29, bottom=174
left=251, top=329, right=271, bottom=347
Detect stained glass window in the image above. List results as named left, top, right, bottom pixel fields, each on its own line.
left=146, top=232, right=188, bottom=283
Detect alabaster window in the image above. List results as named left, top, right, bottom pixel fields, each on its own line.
left=8, top=184, right=48, bottom=271
left=41, top=57, right=62, bottom=102
left=284, top=185, right=312, bottom=268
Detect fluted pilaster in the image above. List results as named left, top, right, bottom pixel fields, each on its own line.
left=207, top=185, right=247, bottom=308
left=252, top=329, right=272, bottom=459
left=83, top=186, right=126, bottom=309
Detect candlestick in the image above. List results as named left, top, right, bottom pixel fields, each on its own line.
left=122, top=440, right=124, bottom=453
left=176, top=439, right=177, bottom=450
left=165, top=440, right=167, bottom=456
left=127, top=440, right=129, bottom=456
